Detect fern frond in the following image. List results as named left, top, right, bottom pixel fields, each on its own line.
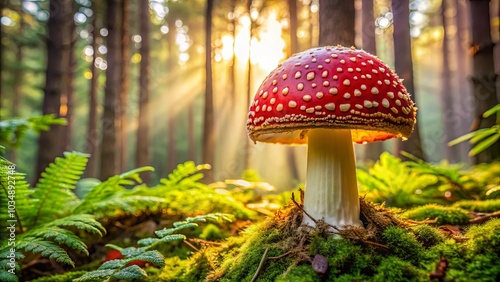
left=72, top=167, right=155, bottom=216
left=126, top=251, right=165, bottom=268
left=22, top=226, right=88, bottom=255
left=17, top=238, right=75, bottom=267
left=0, top=156, right=35, bottom=232
left=30, top=152, right=89, bottom=227
left=161, top=161, right=211, bottom=186
left=137, top=234, right=186, bottom=246
left=112, top=265, right=147, bottom=280
left=73, top=269, right=116, bottom=282
left=47, top=214, right=106, bottom=237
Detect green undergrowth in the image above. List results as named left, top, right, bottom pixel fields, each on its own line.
left=151, top=203, right=500, bottom=282
left=402, top=204, right=472, bottom=225
left=453, top=199, right=500, bottom=213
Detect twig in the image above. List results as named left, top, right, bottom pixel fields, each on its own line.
left=183, top=240, right=200, bottom=252
left=363, top=240, right=389, bottom=249
left=291, top=192, right=318, bottom=224
left=251, top=248, right=269, bottom=282
left=469, top=210, right=500, bottom=224
left=268, top=250, right=292, bottom=260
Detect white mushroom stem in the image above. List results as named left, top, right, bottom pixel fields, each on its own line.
left=302, top=128, right=363, bottom=229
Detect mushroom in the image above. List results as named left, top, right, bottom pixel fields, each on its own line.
left=246, top=46, right=417, bottom=229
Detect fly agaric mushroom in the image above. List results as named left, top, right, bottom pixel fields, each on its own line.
left=247, top=46, right=417, bottom=229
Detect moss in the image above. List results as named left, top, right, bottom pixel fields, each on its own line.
left=465, top=253, right=500, bottom=282
left=412, top=224, right=445, bottom=248
left=453, top=199, right=500, bottom=213
left=29, top=271, right=88, bottom=282
left=382, top=226, right=424, bottom=266
left=465, top=218, right=500, bottom=256
left=374, top=256, right=426, bottom=282
left=199, top=223, right=226, bottom=241
left=402, top=204, right=472, bottom=225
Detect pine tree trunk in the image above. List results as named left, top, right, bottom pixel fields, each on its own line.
left=85, top=13, right=100, bottom=178
left=62, top=5, right=76, bottom=152
left=188, top=104, right=196, bottom=162
left=441, top=0, right=457, bottom=162
left=391, top=0, right=425, bottom=160
left=100, top=0, right=122, bottom=180
left=361, top=0, right=384, bottom=162
left=318, top=0, right=355, bottom=46
left=136, top=0, right=151, bottom=182
left=166, top=20, right=176, bottom=174
left=36, top=0, right=72, bottom=180
left=9, top=9, right=24, bottom=162
left=118, top=0, right=130, bottom=172
left=202, top=0, right=215, bottom=182
left=468, top=0, right=500, bottom=163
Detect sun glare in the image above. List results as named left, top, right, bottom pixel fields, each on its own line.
left=222, top=11, right=286, bottom=72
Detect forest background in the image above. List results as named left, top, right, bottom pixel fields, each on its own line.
left=1, top=0, right=499, bottom=189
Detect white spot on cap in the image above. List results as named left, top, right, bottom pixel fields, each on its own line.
left=282, top=87, right=289, bottom=95
left=348, top=68, right=354, bottom=72
left=262, top=105, right=267, bottom=111
left=329, top=87, right=338, bottom=95
left=382, top=98, right=390, bottom=108
left=325, top=58, right=331, bottom=63
left=364, top=100, right=373, bottom=108
left=377, top=80, right=382, bottom=85
left=384, top=79, right=390, bottom=85
left=366, top=74, right=372, bottom=79
left=333, top=75, right=338, bottom=80
left=312, top=83, right=317, bottom=88
left=307, top=72, right=315, bottom=81
left=322, top=71, right=328, bottom=78
left=295, top=71, right=301, bottom=79
left=337, top=67, right=343, bottom=72
left=267, top=106, right=272, bottom=112
left=372, top=69, right=378, bottom=74
left=255, top=106, right=260, bottom=112
left=272, top=80, right=277, bottom=85
left=315, top=105, right=322, bottom=110
left=306, top=107, right=314, bottom=113
left=276, top=104, right=283, bottom=111
left=343, top=79, right=350, bottom=86
left=318, top=65, right=324, bottom=69
left=372, top=101, right=379, bottom=107
left=360, top=84, right=367, bottom=90
left=300, top=105, right=306, bottom=110
left=398, top=91, right=404, bottom=98
left=288, top=101, right=297, bottom=108
left=325, top=103, right=335, bottom=111
left=323, top=81, right=330, bottom=87
left=297, top=83, right=304, bottom=90
left=316, top=92, right=324, bottom=99
left=344, top=93, right=351, bottom=99
left=354, top=89, right=361, bottom=97
left=340, top=59, right=346, bottom=64
left=387, top=91, right=395, bottom=99
left=391, top=107, right=398, bottom=114
left=282, top=74, right=288, bottom=80
left=303, top=94, right=312, bottom=101
left=270, top=98, right=276, bottom=104
left=356, top=68, right=361, bottom=72
left=361, top=62, right=367, bottom=66
left=371, top=87, right=379, bottom=94
left=331, top=53, right=338, bottom=58
left=350, top=57, right=356, bottom=62
left=339, top=104, right=351, bottom=112
left=379, top=67, right=385, bottom=72
left=272, top=87, right=278, bottom=93
left=355, top=104, right=363, bottom=109
left=395, top=99, right=401, bottom=106
left=368, top=60, right=374, bottom=65
left=263, top=91, right=269, bottom=98
left=312, top=58, right=317, bottom=63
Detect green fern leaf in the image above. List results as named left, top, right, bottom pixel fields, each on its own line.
left=156, top=223, right=198, bottom=237
left=0, top=270, right=18, bottom=282
left=128, top=251, right=165, bottom=268
left=23, top=226, right=88, bottom=255
left=48, top=214, right=106, bottom=236
left=17, top=238, right=74, bottom=267
left=161, top=161, right=211, bottom=186
left=30, top=152, right=89, bottom=227
left=72, top=167, right=155, bottom=215
left=112, top=265, right=147, bottom=280
left=99, top=259, right=128, bottom=270
left=73, top=269, right=116, bottom=282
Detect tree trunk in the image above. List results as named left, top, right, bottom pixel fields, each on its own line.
left=36, top=0, right=72, bottom=180
left=202, top=0, right=215, bottom=182
left=468, top=0, right=500, bottom=163
left=188, top=104, right=196, bottom=161
left=85, top=14, right=100, bottom=178
left=136, top=0, right=151, bottom=182
left=361, top=0, right=384, bottom=162
left=318, top=0, right=355, bottom=46
left=391, top=0, right=425, bottom=160
left=100, top=0, right=122, bottom=180
left=440, top=0, right=457, bottom=162
left=286, top=0, right=301, bottom=181
left=61, top=4, right=76, bottom=152
left=118, top=0, right=130, bottom=172
left=166, top=20, right=177, bottom=174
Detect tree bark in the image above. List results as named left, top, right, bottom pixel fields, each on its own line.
left=468, top=0, right=500, bottom=163
left=318, top=0, right=355, bottom=46
left=36, top=0, right=72, bottom=180
left=166, top=20, right=177, bottom=174
left=202, top=0, right=215, bottom=182
left=118, top=0, right=130, bottom=172
left=85, top=13, right=100, bottom=178
left=391, top=0, right=425, bottom=160
left=361, top=0, right=384, bottom=162
left=136, top=0, right=151, bottom=182
left=100, top=0, right=122, bottom=180
left=61, top=2, right=76, bottom=152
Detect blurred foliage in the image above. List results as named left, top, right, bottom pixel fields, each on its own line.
left=453, top=199, right=500, bottom=213
left=0, top=114, right=66, bottom=151
left=448, top=104, right=500, bottom=156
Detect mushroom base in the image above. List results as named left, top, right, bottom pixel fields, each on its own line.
left=302, top=128, right=363, bottom=230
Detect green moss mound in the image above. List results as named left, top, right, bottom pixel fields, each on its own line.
left=453, top=199, right=500, bottom=213
left=402, top=204, right=472, bottom=225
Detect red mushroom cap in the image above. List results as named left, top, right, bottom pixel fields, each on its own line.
left=247, top=46, right=417, bottom=144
